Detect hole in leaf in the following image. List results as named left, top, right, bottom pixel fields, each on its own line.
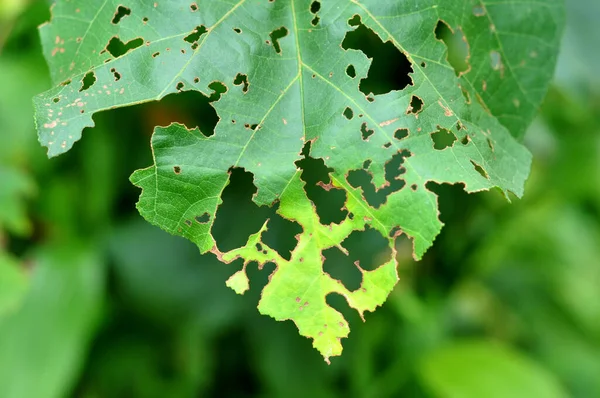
left=361, top=122, right=374, bottom=141
left=233, top=73, right=249, bottom=93
left=343, top=227, right=392, bottom=271
left=323, top=247, right=363, bottom=291
left=190, top=3, right=198, bottom=12
left=343, top=107, right=354, bottom=120
left=407, top=95, right=423, bottom=115
left=325, top=293, right=360, bottom=326
left=105, top=36, right=144, bottom=58
left=394, top=128, right=409, bottom=140
left=173, top=166, right=181, bottom=174
left=431, top=127, right=457, bottom=150
left=347, top=149, right=412, bottom=208
left=79, top=71, right=96, bottom=92
left=310, top=1, right=321, bottom=13
left=342, top=16, right=413, bottom=96
left=212, top=168, right=300, bottom=259
left=145, top=90, right=218, bottom=137
left=233, top=27, right=241, bottom=34
left=296, top=144, right=348, bottom=225
left=208, top=81, right=227, bottom=102
left=269, top=27, right=289, bottom=54
left=346, top=65, right=356, bottom=78
left=184, top=25, right=208, bottom=45
left=110, top=68, right=121, bottom=81
left=111, top=6, right=131, bottom=24
left=470, top=160, right=489, bottom=179
left=262, top=215, right=302, bottom=261
left=435, top=20, right=470, bottom=76
left=348, top=15, right=361, bottom=27
left=310, top=1, right=321, bottom=25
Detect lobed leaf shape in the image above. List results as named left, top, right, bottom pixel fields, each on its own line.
left=33, top=0, right=564, bottom=361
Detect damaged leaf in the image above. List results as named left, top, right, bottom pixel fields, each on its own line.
left=33, top=0, right=564, bottom=362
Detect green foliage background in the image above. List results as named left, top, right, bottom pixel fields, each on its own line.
left=1, top=1, right=599, bottom=397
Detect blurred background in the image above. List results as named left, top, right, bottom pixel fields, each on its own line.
left=0, top=1, right=599, bottom=397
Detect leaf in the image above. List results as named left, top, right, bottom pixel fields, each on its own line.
left=0, top=253, right=28, bottom=319
left=33, top=0, right=564, bottom=361
left=0, top=245, right=105, bottom=398
left=418, top=340, right=569, bottom=398
left=0, top=166, right=35, bottom=236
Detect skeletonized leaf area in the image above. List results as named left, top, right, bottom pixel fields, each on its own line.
left=34, top=0, right=563, bottom=361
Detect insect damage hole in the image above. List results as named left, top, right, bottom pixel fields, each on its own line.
left=105, top=36, right=144, bottom=58
left=184, top=25, right=208, bottom=46
left=342, top=15, right=413, bottom=96
left=208, top=81, right=228, bottom=102
left=394, top=128, right=409, bottom=140
left=212, top=168, right=301, bottom=260
left=361, top=122, right=374, bottom=141
left=150, top=90, right=219, bottom=137
left=471, top=160, right=490, bottom=179
left=344, top=227, right=393, bottom=271
left=407, top=95, right=423, bottom=115
left=323, top=247, right=363, bottom=292
left=111, top=6, right=131, bottom=24
left=435, top=20, right=471, bottom=76
left=310, top=1, right=321, bottom=26
left=195, top=212, right=210, bottom=224
left=347, top=149, right=412, bottom=209
left=343, top=107, right=354, bottom=120
left=296, top=142, right=348, bottom=225
left=234, top=73, right=249, bottom=93
left=269, top=27, right=289, bottom=54
left=79, top=71, right=96, bottom=92
left=431, top=127, right=457, bottom=150
left=110, top=68, right=121, bottom=81
left=346, top=65, right=356, bottom=78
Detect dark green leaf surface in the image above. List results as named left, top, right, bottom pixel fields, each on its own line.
left=33, top=0, right=563, bottom=360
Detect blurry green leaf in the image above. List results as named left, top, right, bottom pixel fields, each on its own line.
left=0, top=166, right=35, bottom=236
left=0, top=52, right=50, bottom=165
left=419, top=340, right=568, bottom=398
left=108, top=219, right=241, bottom=330
left=555, top=0, right=600, bottom=94
left=0, top=253, right=28, bottom=318
left=0, top=244, right=105, bottom=398
left=0, top=0, right=28, bottom=20
left=33, top=0, right=563, bottom=360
